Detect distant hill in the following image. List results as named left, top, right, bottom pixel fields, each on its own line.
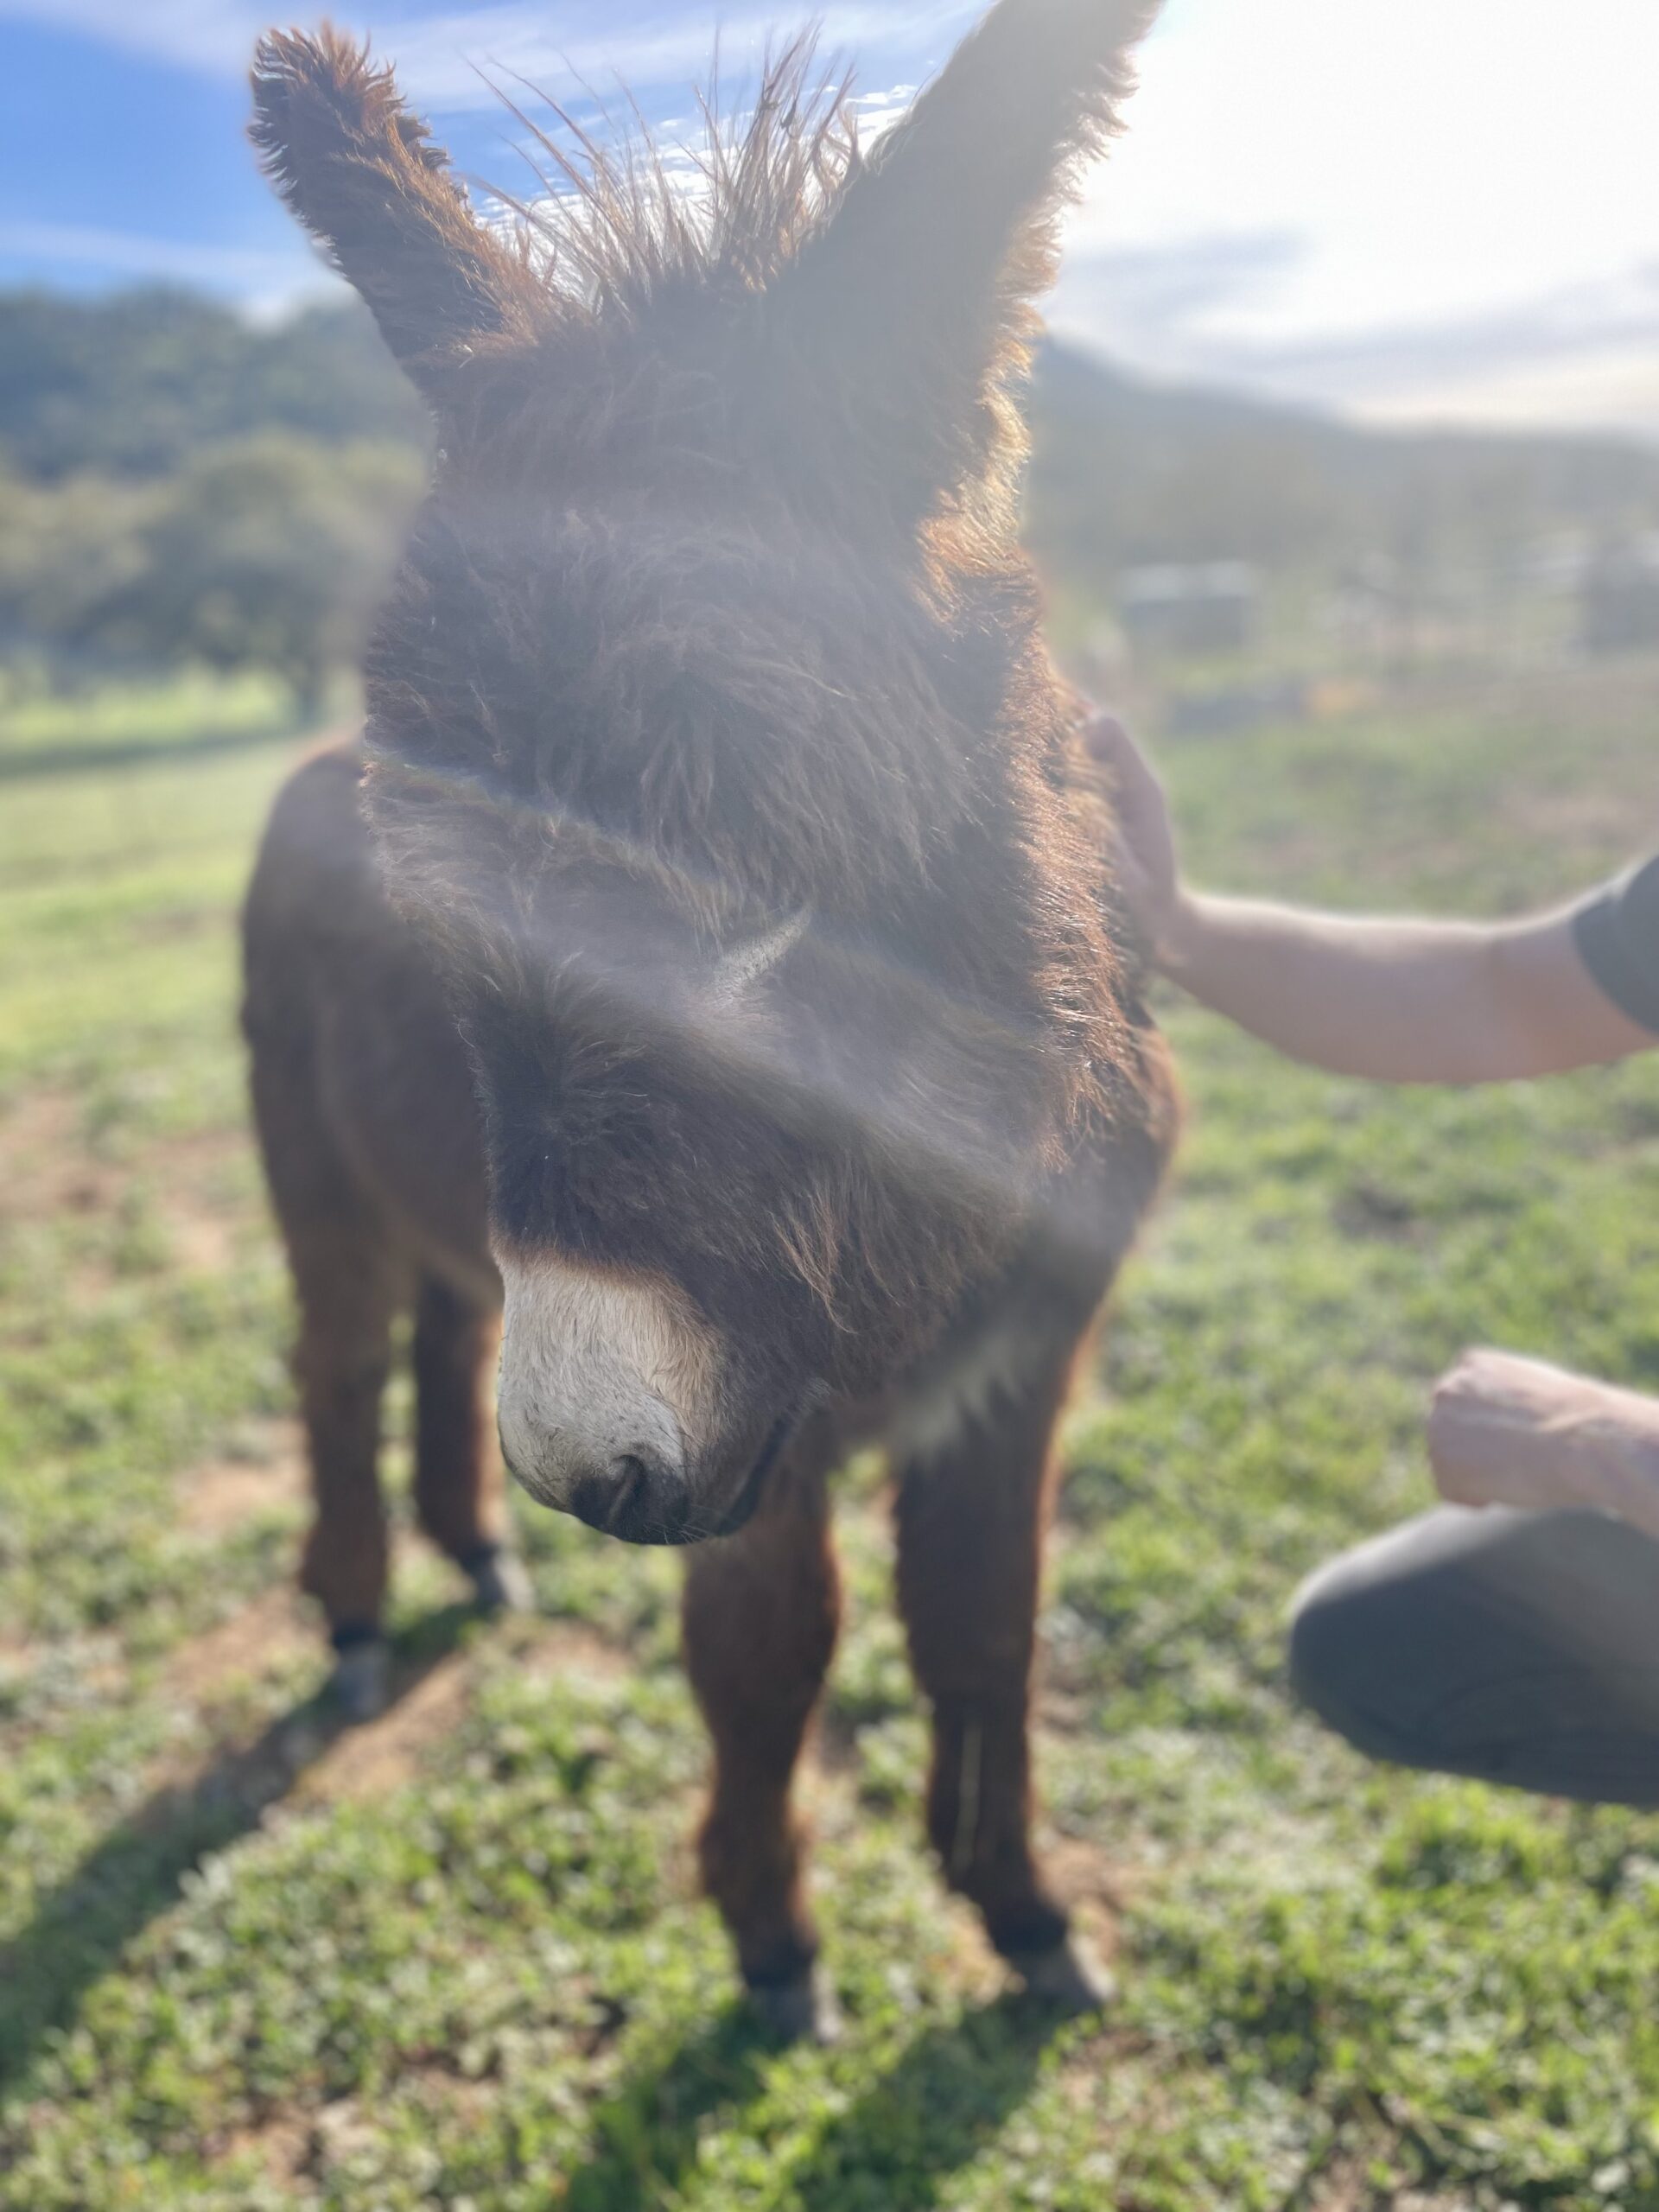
left=0, top=292, right=424, bottom=702
left=1027, top=340, right=1659, bottom=584
left=0, top=289, right=423, bottom=480
left=4, top=289, right=1658, bottom=589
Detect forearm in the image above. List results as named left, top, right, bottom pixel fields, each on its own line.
left=1160, top=893, right=1644, bottom=1084
left=1566, top=1386, right=1659, bottom=1540
left=1432, top=1353, right=1659, bottom=1540
left=1084, top=710, right=1650, bottom=1083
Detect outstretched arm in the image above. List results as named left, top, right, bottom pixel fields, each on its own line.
left=1092, top=715, right=1656, bottom=1084
left=1157, top=896, right=1643, bottom=1085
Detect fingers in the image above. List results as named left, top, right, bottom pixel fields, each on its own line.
left=1080, top=709, right=1131, bottom=769
left=1428, top=1349, right=1516, bottom=1504
left=1078, top=705, right=1182, bottom=959
left=1081, top=709, right=1162, bottom=812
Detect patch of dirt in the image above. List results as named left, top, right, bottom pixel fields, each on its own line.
left=163, top=1196, right=245, bottom=1277
left=810, top=1707, right=867, bottom=1778
left=1301, top=2166, right=1370, bottom=2212
left=0, top=1087, right=257, bottom=1281
left=1040, top=1834, right=1138, bottom=1919
left=1035, top=1667, right=1095, bottom=1734
left=293, top=1653, right=476, bottom=1806
left=134, top=1127, right=261, bottom=1282
left=163, top=1587, right=315, bottom=1710
left=213, top=2111, right=315, bottom=2188
left=1052, top=2020, right=1165, bottom=2113
left=400, top=2063, right=508, bottom=2118
left=213, top=2070, right=509, bottom=2190
left=0, top=1089, right=89, bottom=1211
left=513, top=1617, right=632, bottom=1688
left=180, top=1421, right=308, bottom=1535
left=293, top=1618, right=632, bottom=1810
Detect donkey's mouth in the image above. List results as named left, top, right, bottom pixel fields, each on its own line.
left=699, top=1408, right=799, bottom=1542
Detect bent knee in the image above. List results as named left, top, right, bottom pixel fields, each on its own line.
left=1287, top=1566, right=1427, bottom=1766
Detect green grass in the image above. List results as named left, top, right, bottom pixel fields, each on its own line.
left=2, top=669, right=1658, bottom=2208
left=0, top=670, right=309, bottom=764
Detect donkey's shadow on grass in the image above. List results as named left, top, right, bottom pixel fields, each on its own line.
left=562, top=1991, right=1067, bottom=2210
left=7, top=1597, right=1071, bottom=2199
left=0, top=1599, right=477, bottom=2096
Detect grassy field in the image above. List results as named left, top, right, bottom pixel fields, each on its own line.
left=0, top=671, right=306, bottom=770
left=2, top=666, right=1658, bottom=2210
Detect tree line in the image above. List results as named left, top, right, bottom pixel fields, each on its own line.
left=1026, top=342, right=1659, bottom=594
left=8, top=284, right=1659, bottom=708
left=0, top=289, right=423, bottom=711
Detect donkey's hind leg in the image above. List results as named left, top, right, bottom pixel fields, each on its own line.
left=683, top=1452, right=842, bottom=2044
left=894, top=1342, right=1109, bottom=2012
left=411, top=1276, right=531, bottom=1615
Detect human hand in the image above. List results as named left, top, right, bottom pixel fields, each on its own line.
left=1082, top=712, right=1185, bottom=963
left=1428, top=1349, right=1659, bottom=1535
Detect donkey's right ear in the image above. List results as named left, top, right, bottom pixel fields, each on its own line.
left=251, top=26, right=534, bottom=388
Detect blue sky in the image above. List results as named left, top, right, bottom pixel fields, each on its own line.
left=5, top=0, right=1659, bottom=437
left=0, top=3, right=982, bottom=296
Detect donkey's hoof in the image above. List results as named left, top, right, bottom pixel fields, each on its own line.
left=328, top=1638, right=392, bottom=1724
left=468, top=1548, right=535, bottom=1617
left=1007, top=1936, right=1116, bottom=2016
left=746, top=1972, right=843, bottom=2048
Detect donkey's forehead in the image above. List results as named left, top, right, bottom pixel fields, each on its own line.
left=372, top=492, right=979, bottom=914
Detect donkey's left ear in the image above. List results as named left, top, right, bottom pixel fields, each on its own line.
left=251, top=26, right=535, bottom=390
left=774, top=0, right=1162, bottom=522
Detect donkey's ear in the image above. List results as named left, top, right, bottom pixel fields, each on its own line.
left=251, top=25, right=533, bottom=387
left=778, top=0, right=1160, bottom=518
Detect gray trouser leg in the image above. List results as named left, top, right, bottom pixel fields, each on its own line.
left=1287, top=1506, right=1659, bottom=1808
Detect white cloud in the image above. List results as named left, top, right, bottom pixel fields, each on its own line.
left=1051, top=0, right=1659, bottom=432
left=1051, top=245, right=1659, bottom=439
left=1076, top=0, right=1659, bottom=327
left=0, top=215, right=327, bottom=301
left=10, top=0, right=1659, bottom=433
left=0, top=0, right=976, bottom=100
left=394, top=0, right=1659, bottom=435
left=0, top=0, right=269, bottom=74
left=354, top=3, right=973, bottom=111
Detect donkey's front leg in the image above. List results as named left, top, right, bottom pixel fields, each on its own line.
left=894, top=1344, right=1109, bottom=2011
left=683, top=1452, right=841, bottom=2044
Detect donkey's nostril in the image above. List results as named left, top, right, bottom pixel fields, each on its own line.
left=609, top=1452, right=652, bottom=1520
left=567, top=1450, right=686, bottom=1545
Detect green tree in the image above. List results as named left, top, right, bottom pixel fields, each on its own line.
left=68, top=435, right=423, bottom=711
left=0, top=289, right=423, bottom=481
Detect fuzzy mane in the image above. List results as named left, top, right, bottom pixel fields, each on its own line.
left=489, top=37, right=861, bottom=320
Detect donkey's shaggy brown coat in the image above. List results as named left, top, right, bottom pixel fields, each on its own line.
left=246, top=0, right=1177, bottom=2033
